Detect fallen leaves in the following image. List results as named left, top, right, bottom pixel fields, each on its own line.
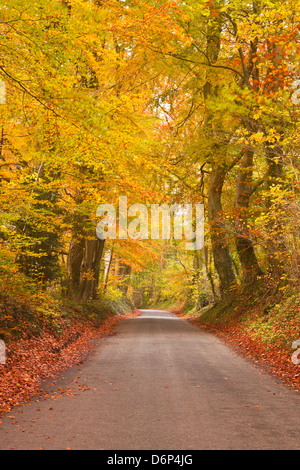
left=0, top=312, right=136, bottom=416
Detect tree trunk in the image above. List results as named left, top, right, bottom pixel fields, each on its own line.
left=204, top=245, right=217, bottom=301
left=208, top=165, right=237, bottom=297
left=68, top=237, right=85, bottom=295
left=68, top=231, right=105, bottom=301
left=79, top=232, right=105, bottom=301
left=235, top=148, right=264, bottom=283
left=204, top=3, right=237, bottom=298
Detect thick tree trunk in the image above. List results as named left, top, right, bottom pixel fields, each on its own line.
left=204, top=245, right=217, bottom=302
left=79, top=232, right=105, bottom=301
left=235, top=148, right=263, bottom=283
left=68, top=237, right=85, bottom=294
left=68, top=231, right=105, bottom=301
left=208, top=165, right=237, bottom=297
left=204, top=3, right=237, bottom=298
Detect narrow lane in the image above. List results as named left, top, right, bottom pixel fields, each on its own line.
left=0, top=309, right=299, bottom=450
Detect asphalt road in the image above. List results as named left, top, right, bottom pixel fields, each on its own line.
left=0, top=309, right=300, bottom=450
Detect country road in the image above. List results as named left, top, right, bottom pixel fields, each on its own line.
left=0, top=309, right=299, bottom=450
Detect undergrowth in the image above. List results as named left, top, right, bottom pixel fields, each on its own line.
left=195, top=280, right=300, bottom=353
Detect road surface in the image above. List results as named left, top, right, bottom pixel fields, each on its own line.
left=0, top=309, right=299, bottom=450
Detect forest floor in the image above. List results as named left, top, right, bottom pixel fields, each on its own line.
left=0, top=306, right=139, bottom=416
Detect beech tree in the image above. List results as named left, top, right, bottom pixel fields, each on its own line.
left=0, top=0, right=299, bottom=307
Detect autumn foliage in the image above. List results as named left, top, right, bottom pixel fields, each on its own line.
left=0, top=0, right=299, bottom=404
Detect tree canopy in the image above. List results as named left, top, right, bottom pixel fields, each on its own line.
left=0, top=0, right=299, bottom=317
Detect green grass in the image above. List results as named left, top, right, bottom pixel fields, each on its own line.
left=194, top=282, right=300, bottom=353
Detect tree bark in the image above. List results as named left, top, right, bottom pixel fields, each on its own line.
left=68, top=237, right=85, bottom=294
left=235, top=148, right=264, bottom=283
left=68, top=231, right=105, bottom=301
left=208, top=165, right=237, bottom=297
left=204, top=2, right=237, bottom=298
left=79, top=232, right=105, bottom=301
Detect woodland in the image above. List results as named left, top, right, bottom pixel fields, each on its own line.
left=0, top=0, right=300, bottom=407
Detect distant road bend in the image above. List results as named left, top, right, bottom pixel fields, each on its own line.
left=0, top=309, right=300, bottom=450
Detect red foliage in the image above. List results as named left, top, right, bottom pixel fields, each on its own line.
left=0, top=313, right=137, bottom=417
